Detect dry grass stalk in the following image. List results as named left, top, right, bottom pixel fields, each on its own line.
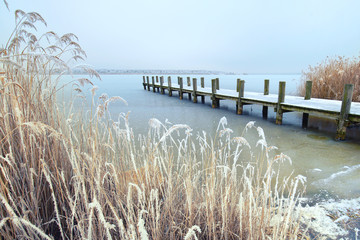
left=0, top=7, right=310, bottom=240
left=299, top=55, right=360, bottom=101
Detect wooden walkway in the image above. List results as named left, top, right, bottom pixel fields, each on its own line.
left=142, top=76, right=360, bottom=140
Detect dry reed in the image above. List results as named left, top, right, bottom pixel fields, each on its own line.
left=299, top=55, right=360, bottom=101
left=0, top=8, right=310, bottom=239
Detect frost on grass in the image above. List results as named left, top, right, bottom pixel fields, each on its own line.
left=137, top=210, right=149, bottom=240
left=216, top=116, right=228, bottom=132
left=1, top=16, right=357, bottom=238
left=244, top=121, right=256, bottom=132
left=158, top=124, right=192, bottom=143
left=184, top=225, right=201, bottom=240
left=233, top=136, right=251, bottom=149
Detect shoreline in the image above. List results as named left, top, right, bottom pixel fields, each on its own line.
left=64, top=70, right=301, bottom=76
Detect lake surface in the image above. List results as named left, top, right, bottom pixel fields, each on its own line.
left=61, top=74, right=360, bottom=200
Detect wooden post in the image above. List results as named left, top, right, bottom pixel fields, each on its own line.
left=302, top=81, right=312, bottom=129
left=160, top=76, right=164, bottom=94
left=168, top=76, right=172, bottom=97
left=216, top=78, right=219, bottom=90
left=276, top=81, right=286, bottom=125
left=152, top=76, right=156, bottom=92
left=178, top=76, right=180, bottom=85
left=179, top=77, right=184, bottom=100
left=192, top=78, right=197, bottom=103
left=211, top=79, right=219, bottom=108
left=236, top=79, right=245, bottom=115
left=146, top=76, right=150, bottom=91
left=187, top=77, right=191, bottom=100
left=156, top=76, right=159, bottom=92
left=142, top=76, right=146, bottom=90
left=262, top=79, right=269, bottom=119
left=336, top=84, right=354, bottom=140
left=201, top=77, right=205, bottom=103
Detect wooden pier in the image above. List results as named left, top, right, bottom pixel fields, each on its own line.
left=142, top=76, right=360, bottom=140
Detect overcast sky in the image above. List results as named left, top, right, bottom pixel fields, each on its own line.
left=1, top=0, right=360, bottom=73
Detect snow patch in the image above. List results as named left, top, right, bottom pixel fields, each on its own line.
left=297, top=204, right=348, bottom=238
left=312, top=164, right=360, bottom=186
left=296, top=197, right=360, bottom=239
left=311, top=168, right=323, bottom=172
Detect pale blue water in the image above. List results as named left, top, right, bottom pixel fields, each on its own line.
left=60, top=74, right=360, bottom=199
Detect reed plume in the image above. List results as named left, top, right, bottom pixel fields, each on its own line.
left=299, top=55, right=360, bottom=101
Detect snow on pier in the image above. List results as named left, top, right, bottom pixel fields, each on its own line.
left=142, top=76, right=360, bottom=140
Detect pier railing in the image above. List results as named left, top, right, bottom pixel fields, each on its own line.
left=142, top=76, right=359, bottom=140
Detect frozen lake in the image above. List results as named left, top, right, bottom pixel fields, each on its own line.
left=60, top=74, right=360, bottom=200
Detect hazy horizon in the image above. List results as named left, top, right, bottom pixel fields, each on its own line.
left=91, top=68, right=302, bottom=73
left=1, top=0, right=360, bottom=74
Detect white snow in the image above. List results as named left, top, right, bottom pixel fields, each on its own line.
left=161, top=82, right=360, bottom=116
left=296, top=197, right=360, bottom=239
left=297, top=204, right=348, bottom=238
left=312, top=164, right=360, bottom=186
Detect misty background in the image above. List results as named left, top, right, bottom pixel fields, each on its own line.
left=1, top=0, right=360, bottom=74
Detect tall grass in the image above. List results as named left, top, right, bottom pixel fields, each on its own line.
left=299, top=55, right=360, bottom=101
left=0, top=10, right=309, bottom=239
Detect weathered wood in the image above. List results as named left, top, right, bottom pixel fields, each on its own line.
left=302, top=81, right=313, bottom=129
left=160, top=76, right=164, bottom=94
left=192, top=78, right=198, bottom=103
left=146, top=76, right=150, bottom=91
left=276, top=81, right=286, bottom=125
left=168, top=76, right=172, bottom=96
left=200, top=77, right=205, bottom=103
left=304, top=80, right=312, bottom=99
left=282, top=104, right=343, bottom=118
left=142, top=76, right=146, bottom=90
left=262, top=79, right=270, bottom=119
left=336, top=84, right=354, bottom=140
left=264, top=79, right=269, bottom=95
left=152, top=76, right=156, bottom=92
left=179, top=77, right=184, bottom=100
left=211, top=79, right=219, bottom=108
left=178, top=76, right=180, bottom=85
left=216, top=78, right=219, bottom=90
left=236, top=79, right=245, bottom=115
left=155, top=76, right=159, bottom=92
left=187, top=77, right=192, bottom=100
